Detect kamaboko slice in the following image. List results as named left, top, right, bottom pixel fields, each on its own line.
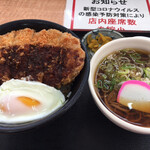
left=117, top=80, right=150, bottom=113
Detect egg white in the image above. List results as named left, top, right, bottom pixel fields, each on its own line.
left=0, top=79, right=65, bottom=123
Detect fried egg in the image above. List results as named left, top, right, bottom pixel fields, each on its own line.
left=0, top=79, right=65, bottom=123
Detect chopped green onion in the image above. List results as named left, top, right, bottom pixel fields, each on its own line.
left=109, top=85, right=114, bottom=91
left=96, top=80, right=103, bottom=89
left=101, top=74, right=107, bottom=79
left=109, top=79, right=117, bottom=91
left=103, top=83, right=110, bottom=90
left=121, top=64, right=135, bottom=70
left=120, top=75, right=130, bottom=81
left=144, top=67, right=150, bottom=78
left=135, top=59, right=146, bottom=64
left=103, top=80, right=111, bottom=90
left=130, top=53, right=141, bottom=60
left=118, top=69, right=129, bottom=75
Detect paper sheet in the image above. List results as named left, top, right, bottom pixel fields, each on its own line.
left=64, top=0, right=150, bottom=31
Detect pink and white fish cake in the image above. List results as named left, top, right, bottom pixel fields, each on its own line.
left=117, top=80, right=150, bottom=113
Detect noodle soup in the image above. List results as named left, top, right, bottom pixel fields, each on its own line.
left=95, top=48, right=150, bottom=127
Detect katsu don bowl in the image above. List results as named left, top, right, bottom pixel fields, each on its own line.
left=0, top=19, right=89, bottom=132
left=88, top=36, right=150, bottom=134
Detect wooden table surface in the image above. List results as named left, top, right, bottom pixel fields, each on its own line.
left=0, top=0, right=66, bottom=25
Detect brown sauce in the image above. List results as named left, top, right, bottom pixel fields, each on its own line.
left=0, top=44, right=77, bottom=96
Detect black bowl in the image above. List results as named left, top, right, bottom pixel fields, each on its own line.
left=0, top=19, right=89, bottom=133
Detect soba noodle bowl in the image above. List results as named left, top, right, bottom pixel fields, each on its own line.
left=95, top=48, right=150, bottom=127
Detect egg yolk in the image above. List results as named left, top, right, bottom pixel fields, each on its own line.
left=0, top=96, right=41, bottom=116
left=17, top=96, right=40, bottom=107
left=0, top=104, right=6, bottom=112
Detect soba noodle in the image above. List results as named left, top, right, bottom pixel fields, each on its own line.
left=95, top=49, right=150, bottom=127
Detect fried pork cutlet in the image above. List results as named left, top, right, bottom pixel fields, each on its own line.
left=0, top=28, right=85, bottom=88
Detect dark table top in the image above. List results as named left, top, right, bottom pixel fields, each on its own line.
left=1, top=31, right=150, bottom=150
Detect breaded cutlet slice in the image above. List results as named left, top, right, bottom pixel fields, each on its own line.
left=14, top=28, right=35, bottom=47
left=0, top=28, right=85, bottom=88
left=32, top=29, right=63, bottom=46
left=0, top=31, right=15, bottom=47
left=58, top=32, right=85, bottom=84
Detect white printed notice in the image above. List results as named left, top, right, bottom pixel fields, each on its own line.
left=64, top=0, right=150, bottom=31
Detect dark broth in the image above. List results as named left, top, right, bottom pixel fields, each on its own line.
left=95, top=48, right=150, bottom=127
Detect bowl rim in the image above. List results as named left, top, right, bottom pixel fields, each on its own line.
left=0, top=19, right=90, bottom=133
left=88, top=36, right=150, bottom=134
